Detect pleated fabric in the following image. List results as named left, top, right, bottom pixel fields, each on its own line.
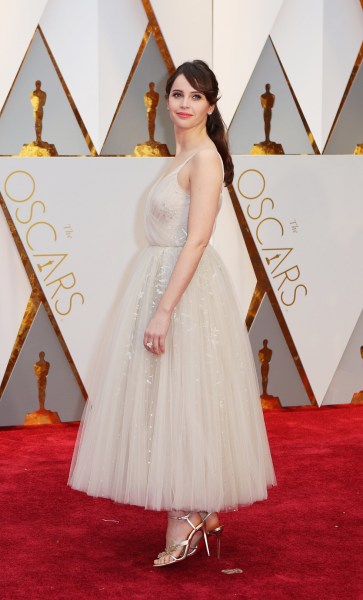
left=69, top=154, right=276, bottom=512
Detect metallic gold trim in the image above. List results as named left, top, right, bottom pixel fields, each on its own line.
left=228, top=183, right=271, bottom=304
left=323, top=42, right=363, bottom=152
left=228, top=184, right=318, bottom=406
left=0, top=194, right=87, bottom=401
left=351, top=393, right=363, bottom=403
left=245, top=285, right=266, bottom=331
left=269, top=37, right=320, bottom=155
left=142, top=0, right=175, bottom=74
left=261, top=396, right=282, bottom=410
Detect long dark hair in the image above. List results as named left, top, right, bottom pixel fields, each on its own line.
left=166, top=60, right=234, bottom=186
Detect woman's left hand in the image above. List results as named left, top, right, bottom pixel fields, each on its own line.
left=144, top=308, right=171, bottom=355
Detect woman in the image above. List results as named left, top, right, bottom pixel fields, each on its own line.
left=69, top=60, right=276, bottom=567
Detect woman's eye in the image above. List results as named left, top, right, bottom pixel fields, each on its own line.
left=172, top=92, right=181, bottom=98
left=192, top=94, right=202, bottom=100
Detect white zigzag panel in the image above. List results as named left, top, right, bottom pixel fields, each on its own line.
left=151, top=0, right=212, bottom=67
left=0, top=158, right=258, bottom=392
left=0, top=0, right=49, bottom=113
left=212, top=186, right=257, bottom=319
left=322, top=310, right=363, bottom=405
left=0, top=207, right=31, bottom=383
left=271, top=0, right=363, bottom=152
left=0, top=303, right=84, bottom=426
left=213, top=0, right=284, bottom=128
left=233, top=155, right=363, bottom=405
left=40, top=0, right=147, bottom=152
left=249, top=294, right=310, bottom=406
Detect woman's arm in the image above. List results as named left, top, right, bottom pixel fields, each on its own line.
left=144, top=149, right=223, bottom=355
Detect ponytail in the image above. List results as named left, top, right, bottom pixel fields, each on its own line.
left=207, top=107, right=234, bottom=186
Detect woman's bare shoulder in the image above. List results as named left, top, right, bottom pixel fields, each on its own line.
left=190, top=146, right=223, bottom=179
left=191, top=145, right=220, bottom=167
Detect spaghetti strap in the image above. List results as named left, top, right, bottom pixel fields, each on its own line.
left=187, top=149, right=224, bottom=181
left=163, top=149, right=223, bottom=180
left=178, top=152, right=198, bottom=171
left=162, top=152, right=197, bottom=180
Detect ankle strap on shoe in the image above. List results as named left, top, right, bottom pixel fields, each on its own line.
left=168, top=511, right=192, bottom=520
left=168, top=512, right=196, bottom=529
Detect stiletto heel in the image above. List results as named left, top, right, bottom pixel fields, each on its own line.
left=154, top=512, right=209, bottom=567
left=199, top=512, right=224, bottom=559
left=207, top=525, right=224, bottom=559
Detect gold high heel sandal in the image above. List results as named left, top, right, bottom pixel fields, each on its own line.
left=154, top=512, right=210, bottom=567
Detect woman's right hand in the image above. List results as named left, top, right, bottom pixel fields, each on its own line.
left=143, top=307, right=171, bottom=355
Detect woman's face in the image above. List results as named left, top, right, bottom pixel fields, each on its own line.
left=167, top=74, right=213, bottom=129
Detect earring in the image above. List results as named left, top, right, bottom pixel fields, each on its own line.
left=208, top=110, right=213, bottom=115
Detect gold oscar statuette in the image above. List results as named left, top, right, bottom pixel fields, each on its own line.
left=24, top=351, right=61, bottom=425
left=250, top=84, right=284, bottom=155
left=19, top=80, right=58, bottom=157
left=258, top=339, right=281, bottom=409
left=133, top=82, right=170, bottom=157
left=353, top=144, right=363, bottom=155
left=351, top=345, right=363, bottom=403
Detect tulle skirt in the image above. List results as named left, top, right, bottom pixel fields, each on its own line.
left=68, top=244, right=276, bottom=511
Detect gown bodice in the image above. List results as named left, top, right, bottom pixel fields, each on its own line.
left=144, top=153, right=223, bottom=247
left=144, top=169, right=191, bottom=247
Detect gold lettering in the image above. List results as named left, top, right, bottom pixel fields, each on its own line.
left=238, top=169, right=265, bottom=199
left=55, top=292, right=85, bottom=316
left=273, top=265, right=301, bottom=291
left=15, top=200, right=46, bottom=225
left=46, top=272, right=76, bottom=299
left=37, top=259, right=54, bottom=273
left=26, top=221, right=57, bottom=251
left=281, top=284, right=308, bottom=306
left=256, top=217, right=284, bottom=245
left=4, top=170, right=35, bottom=202
left=262, top=247, right=294, bottom=274
left=33, top=253, right=68, bottom=281
left=247, top=197, right=274, bottom=220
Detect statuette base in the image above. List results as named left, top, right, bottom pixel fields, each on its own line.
left=351, top=391, right=363, bottom=404
left=133, top=140, right=170, bottom=157
left=250, top=141, right=284, bottom=155
left=24, top=409, right=61, bottom=425
left=260, top=394, right=281, bottom=409
left=19, top=141, right=58, bottom=157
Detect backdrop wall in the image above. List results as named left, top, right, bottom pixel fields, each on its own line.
left=0, top=0, right=362, bottom=425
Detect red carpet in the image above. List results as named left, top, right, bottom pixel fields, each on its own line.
left=0, top=406, right=361, bottom=600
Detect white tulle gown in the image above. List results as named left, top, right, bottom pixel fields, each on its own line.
left=69, top=153, right=276, bottom=512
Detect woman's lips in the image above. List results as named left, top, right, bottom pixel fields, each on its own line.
left=176, top=112, right=192, bottom=118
